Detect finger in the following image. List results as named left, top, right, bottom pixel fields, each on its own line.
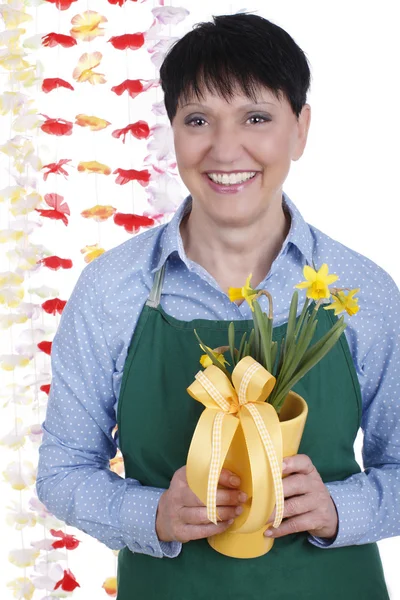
left=282, top=473, right=316, bottom=498
left=283, top=454, right=316, bottom=476
left=182, top=504, right=243, bottom=525
left=218, top=468, right=241, bottom=488
left=184, top=519, right=235, bottom=542
left=265, top=511, right=315, bottom=538
left=267, top=493, right=315, bottom=524
left=217, top=488, right=247, bottom=506
left=181, top=485, right=246, bottom=508
left=182, top=485, right=246, bottom=507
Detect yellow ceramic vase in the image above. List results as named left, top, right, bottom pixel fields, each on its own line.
left=208, top=390, right=308, bottom=559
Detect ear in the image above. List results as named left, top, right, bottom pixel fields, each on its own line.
left=292, top=104, right=311, bottom=161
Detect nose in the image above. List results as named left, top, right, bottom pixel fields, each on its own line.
left=207, top=124, right=245, bottom=164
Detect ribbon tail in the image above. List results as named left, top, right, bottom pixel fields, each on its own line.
left=207, top=411, right=225, bottom=525
left=246, top=403, right=284, bottom=528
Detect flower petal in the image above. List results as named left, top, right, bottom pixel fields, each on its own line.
left=326, top=274, right=339, bottom=284
left=303, top=265, right=317, bottom=282
left=228, top=287, right=243, bottom=302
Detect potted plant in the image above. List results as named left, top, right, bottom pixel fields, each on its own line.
left=185, top=264, right=360, bottom=558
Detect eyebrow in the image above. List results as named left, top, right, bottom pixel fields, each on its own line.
left=181, top=101, right=276, bottom=110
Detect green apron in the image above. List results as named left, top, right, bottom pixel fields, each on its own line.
left=116, top=262, right=389, bottom=599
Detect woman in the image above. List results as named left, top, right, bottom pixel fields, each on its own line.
left=36, top=12, right=399, bottom=599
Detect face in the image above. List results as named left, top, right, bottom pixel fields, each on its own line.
left=172, top=83, right=311, bottom=227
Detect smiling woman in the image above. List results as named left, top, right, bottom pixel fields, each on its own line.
left=36, top=10, right=398, bottom=600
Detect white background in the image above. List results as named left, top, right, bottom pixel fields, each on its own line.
left=1, top=0, right=399, bottom=597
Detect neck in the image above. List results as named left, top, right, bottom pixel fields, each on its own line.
left=180, top=195, right=291, bottom=294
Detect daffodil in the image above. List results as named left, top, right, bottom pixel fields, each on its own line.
left=228, top=273, right=258, bottom=311
left=324, top=288, right=360, bottom=316
left=200, top=346, right=230, bottom=368
left=294, top=264, right=338, bottom=300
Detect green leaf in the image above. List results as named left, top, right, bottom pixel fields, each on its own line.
left=228, top=322, right=236, bottom=366
left=237, top=331, right=247, bottom=362
left=294, top=297, right=311, bottom=339
left=271, top=341, right=278, bottom=372
left=248, top=328, right=255, bottom=357
left=283, top=291, right=298, bottom=357
left=279, top=319, right=318, bottom=391
left=194, top=329, right=231, bottom=379
left=295, top=317, right=347, bottom=374
left=264, top=313, right=273, bottom=365
left=254, top=301, right=271, bottom=371
left=252, top=309, right=261, bottom=364
left=276, top=336, right=285, bottom=374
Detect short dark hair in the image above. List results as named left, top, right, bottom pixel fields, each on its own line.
left=159, top=12, right=312, bottom=124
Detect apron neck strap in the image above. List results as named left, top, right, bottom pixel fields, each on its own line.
left=146, top=263, right=166, bottom=308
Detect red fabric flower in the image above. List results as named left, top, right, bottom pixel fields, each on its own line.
left=42, top=78, right=74, bottom=93
left=108, top=33, right=145, bottom=50
left=37, top=341, right=52, bottom=355
left=40, top=114, right=73, bottom=136
left=38, top=256, right=73, bottom=270
left=113, top=168, right=150, bottom=186
left=41, top=298, right=67, bottom=315
left=42, top=33, right=77, bottom=48
left=41, top=159, right=72, bottom=180
left=54, top=569, right=80, bottom=592
left=113, top=212, right=154, bottom=233
left=112, top=121, right=150, bottom=143
left=35, top=193, right=70, bottom=226
left=50, top=529, right=81, bottom=550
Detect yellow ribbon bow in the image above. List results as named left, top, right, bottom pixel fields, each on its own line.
left=186, top=355, right=285, bottom=533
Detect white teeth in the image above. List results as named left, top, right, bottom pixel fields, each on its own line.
left=207, top=172, right=256, bottom=185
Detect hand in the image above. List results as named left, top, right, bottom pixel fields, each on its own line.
left=156, top=466, right=247, bottom=543
left=264, top=454, right=338, bottom=540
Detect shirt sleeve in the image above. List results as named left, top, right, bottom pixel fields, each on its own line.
left=308, top=269, right=400, bottom=549
left=36, top=258, right=182, bottom=559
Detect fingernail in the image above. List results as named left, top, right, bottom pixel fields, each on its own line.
left=235, top=505, right=243, bottom=515
left=264, top=530, right=273, bottom=537
left=282, top=460, right=288, bottom=471
left=230, top=476, right=241, bottom=486
left=228, top=518, right=234, bottom=524
left=239, top=492, right=248, bottom=503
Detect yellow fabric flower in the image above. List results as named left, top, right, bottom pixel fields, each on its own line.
left=228, top=273, right=258, bottom=311
left=294, top=264, right=338, bottom=300
left=324, top=288, right=360, bottom=316
left=200, top=346, right=229, bottom=368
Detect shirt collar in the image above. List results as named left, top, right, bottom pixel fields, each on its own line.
left=151, top=190, right=314, bottom=273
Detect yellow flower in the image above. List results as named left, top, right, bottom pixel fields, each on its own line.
left=324, top=288, right=360, bottom=316
left=200, top=346, right=229, bottom=368
left=228, top=273, right=258, bottom=311
left=294, top=264, right=338, bottom=300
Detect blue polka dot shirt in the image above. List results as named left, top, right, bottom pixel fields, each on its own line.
left=36, top=191, right=400, bottom=559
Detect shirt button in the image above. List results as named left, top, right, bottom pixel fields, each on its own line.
left=145, top=545, right=155, bottom=554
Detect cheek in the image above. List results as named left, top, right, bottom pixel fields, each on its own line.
left=255, top=131, right=291, bottom=163
left=173, top=131, right=204, bottom=169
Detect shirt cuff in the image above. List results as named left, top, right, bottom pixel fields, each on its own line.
left=119, top=481, right=182, bottom=559
left=307, top=479, right=367, bottom=549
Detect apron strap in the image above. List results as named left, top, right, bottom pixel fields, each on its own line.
left=146, top=263, right=166, bottom=308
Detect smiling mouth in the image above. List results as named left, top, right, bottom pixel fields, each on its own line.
left=205, top=173, right=258, bottom=186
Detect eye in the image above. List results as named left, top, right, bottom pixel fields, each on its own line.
left=185, top=116, right=207, bottom=127
left=248, top=114, right=271, bottom=125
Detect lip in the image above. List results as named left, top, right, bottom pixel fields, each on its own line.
left=203, top=172, right=260, bottom=194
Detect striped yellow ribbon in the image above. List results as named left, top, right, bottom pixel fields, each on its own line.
left=195, top=363, right=284, bottom=529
